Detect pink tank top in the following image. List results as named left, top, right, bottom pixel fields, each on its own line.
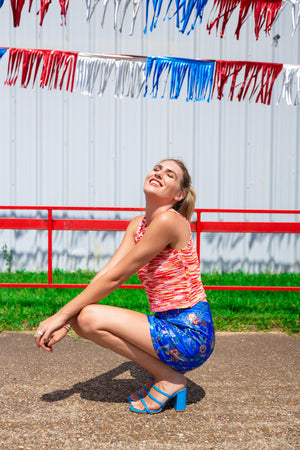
left=135, top=211, right=207, bottom=312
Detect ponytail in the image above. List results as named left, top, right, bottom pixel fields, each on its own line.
left=174, top=186, right=196, bottom=222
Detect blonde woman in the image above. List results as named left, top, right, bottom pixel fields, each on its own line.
left=34, top=159, right=215, bottom=414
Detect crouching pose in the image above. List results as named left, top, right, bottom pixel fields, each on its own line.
left=34, top=159, right=215, bottom=414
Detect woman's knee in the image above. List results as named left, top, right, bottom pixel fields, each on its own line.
left=77, top=304, right=100, bottom=334
left=75, top=305, right=115, bottom=347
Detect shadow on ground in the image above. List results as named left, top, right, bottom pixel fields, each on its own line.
left=41, top=361, right=205, bottom=405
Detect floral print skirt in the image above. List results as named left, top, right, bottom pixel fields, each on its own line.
left=147, top=301, right=215, bottom=373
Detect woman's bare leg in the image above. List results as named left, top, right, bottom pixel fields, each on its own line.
left=70, top=304, right=186, bottom=411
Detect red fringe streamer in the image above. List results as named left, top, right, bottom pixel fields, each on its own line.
left=10, top=0, right=26, bottom=27
left=5, top=48, right=78, bottom=92
left=252, top=0, right=282, bottom=39
left=59, top=0, right=69, bottom=25
left=10, top=0, right=69, bottom=26
left=40, top=50, right=78, bottom=90
left=38, top=0, right=52, bottom=26
left=207, top=0, right=240, bottom=37
left=207, top=0, right=282, bottom=39
left=212, top=60, right=283, bottom=105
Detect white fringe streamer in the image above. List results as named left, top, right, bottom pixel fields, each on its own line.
left=290, top=0, right=300, bottom=32
left=76, top=53, right=147, bottom=98
left=278, top=0, right=300, bottom=34
left=85, top=0, right=101, bottom=21
left=85, top=0, right=141, bottom=34
left=278, top=64, right=300, bottom=105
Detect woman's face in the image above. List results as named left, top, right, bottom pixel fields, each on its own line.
left=143, top=160, right=185, bottom=204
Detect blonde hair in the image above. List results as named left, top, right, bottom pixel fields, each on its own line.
left=160, top=159, right=196, bottom=222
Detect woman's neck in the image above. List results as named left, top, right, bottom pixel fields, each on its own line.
left=145, top=201, right=174, bottom=225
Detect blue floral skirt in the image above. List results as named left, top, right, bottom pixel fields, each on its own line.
left=147, top=301, right=215, bottom=373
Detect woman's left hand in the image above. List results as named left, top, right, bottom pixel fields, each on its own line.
left=34, top=313, right=67, bottom=351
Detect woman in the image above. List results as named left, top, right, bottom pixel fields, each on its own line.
left=34, top=159, right=215, bottom=414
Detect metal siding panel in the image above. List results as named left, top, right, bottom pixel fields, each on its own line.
left=0, top=4, right=299, bottom=272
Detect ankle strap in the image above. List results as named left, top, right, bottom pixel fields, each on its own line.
left=147, top=384, right=172, bottom=406
left=152, top=385, right=172, bottom=398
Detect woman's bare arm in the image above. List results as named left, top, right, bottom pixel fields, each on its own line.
left=89, top=215, right=143, bottom=283
left=34, top=211, right=188, bottom=347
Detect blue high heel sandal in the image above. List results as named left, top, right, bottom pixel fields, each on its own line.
left=127, top=376, right=154, bottom=403
left=129, top=385, right=187, bottom=413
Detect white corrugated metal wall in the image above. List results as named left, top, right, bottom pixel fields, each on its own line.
left=0, top=1, right=299, bottom=272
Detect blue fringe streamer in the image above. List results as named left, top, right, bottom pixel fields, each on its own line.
left=145, top=0, right=164, bottom=33
left=144, top=57, right=215, bottom=102
left=0, top=48, right=7, bottom=60
left=145, top=0, right=209, bottom=34
left=0, top=0, right=4, bottom=8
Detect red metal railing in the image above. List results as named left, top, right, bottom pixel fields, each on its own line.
left=0, top=206, right=299, bottom=291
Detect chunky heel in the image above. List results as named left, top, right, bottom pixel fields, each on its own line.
left=129, top=385, right=187, bottom=414
left=174, top=387, right=187, bottom=411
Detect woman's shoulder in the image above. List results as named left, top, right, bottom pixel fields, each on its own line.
left=127, top=215, right=145, bottom=235
left=159, top=209, right=187, bottom=223
left=130, top=215, right=145, bottom=225
left=151, top=209, right=189, bottom=232
left=150, top=210, right=190, bottom=249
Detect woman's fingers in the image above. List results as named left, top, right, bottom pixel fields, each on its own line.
left=34, top=325, right=68, bottom=352
left=48, top=328, right=68, bottom=348
left=34, top=314, right=65, bottom=348
left=34, top=329, right=51, bottom=350
left=39, top=337, right=53, bottom=352
left=34, top=328, right=46, bottom=348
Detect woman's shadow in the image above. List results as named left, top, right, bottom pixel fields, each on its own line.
left=41, top=361, right=205, bottom=406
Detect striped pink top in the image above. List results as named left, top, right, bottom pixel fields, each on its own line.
left=135, top=212, right=207, bottom=312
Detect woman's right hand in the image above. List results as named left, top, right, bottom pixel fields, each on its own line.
left=48, top=326, right=70, bottom=351
left=37, top=326, right=69, bottom=352
left=34, top=312, right=68, bottom=351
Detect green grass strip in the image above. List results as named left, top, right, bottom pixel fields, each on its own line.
left=0, top=270, right=299, bottom=334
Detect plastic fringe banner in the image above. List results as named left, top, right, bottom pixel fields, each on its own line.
left=278, top=64, right=300, bottom=105
left=212, top=60, right=283, bottom=104
left=6, top=0, right=299, bottom=35
left=207, top=0, right=282, bottom=39
left=10, top=0, right=69, bottom=26
left=145, top=56, right=215, bottom=101
left=85, top=0, right=141, bottom=34
left=0, top=0, right=4, bottom=7
left=4, top=48, right=78, bottom=91
left=2, top=47, right=300, bottom=105
left=145, top=0, right=210, bottom=34
left=76, top=53, right=147, bottom=97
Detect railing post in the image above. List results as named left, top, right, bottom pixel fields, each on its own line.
left=196, top=210, right=201, bottom=263
left=48, top=209, right=53, bottom=284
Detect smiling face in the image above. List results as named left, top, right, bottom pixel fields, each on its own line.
left=143, top=160, right=185, bottom=205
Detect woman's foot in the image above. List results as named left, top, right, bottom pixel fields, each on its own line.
left=130, top=374, right=187, bottom=412
left=128, top=375, right=154, bottom=402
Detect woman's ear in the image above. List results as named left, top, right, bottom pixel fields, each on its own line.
left=174, top=190, right=185, bottom=203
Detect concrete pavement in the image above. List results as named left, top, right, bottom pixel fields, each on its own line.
left=0, top=331, right=299, bottom=449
